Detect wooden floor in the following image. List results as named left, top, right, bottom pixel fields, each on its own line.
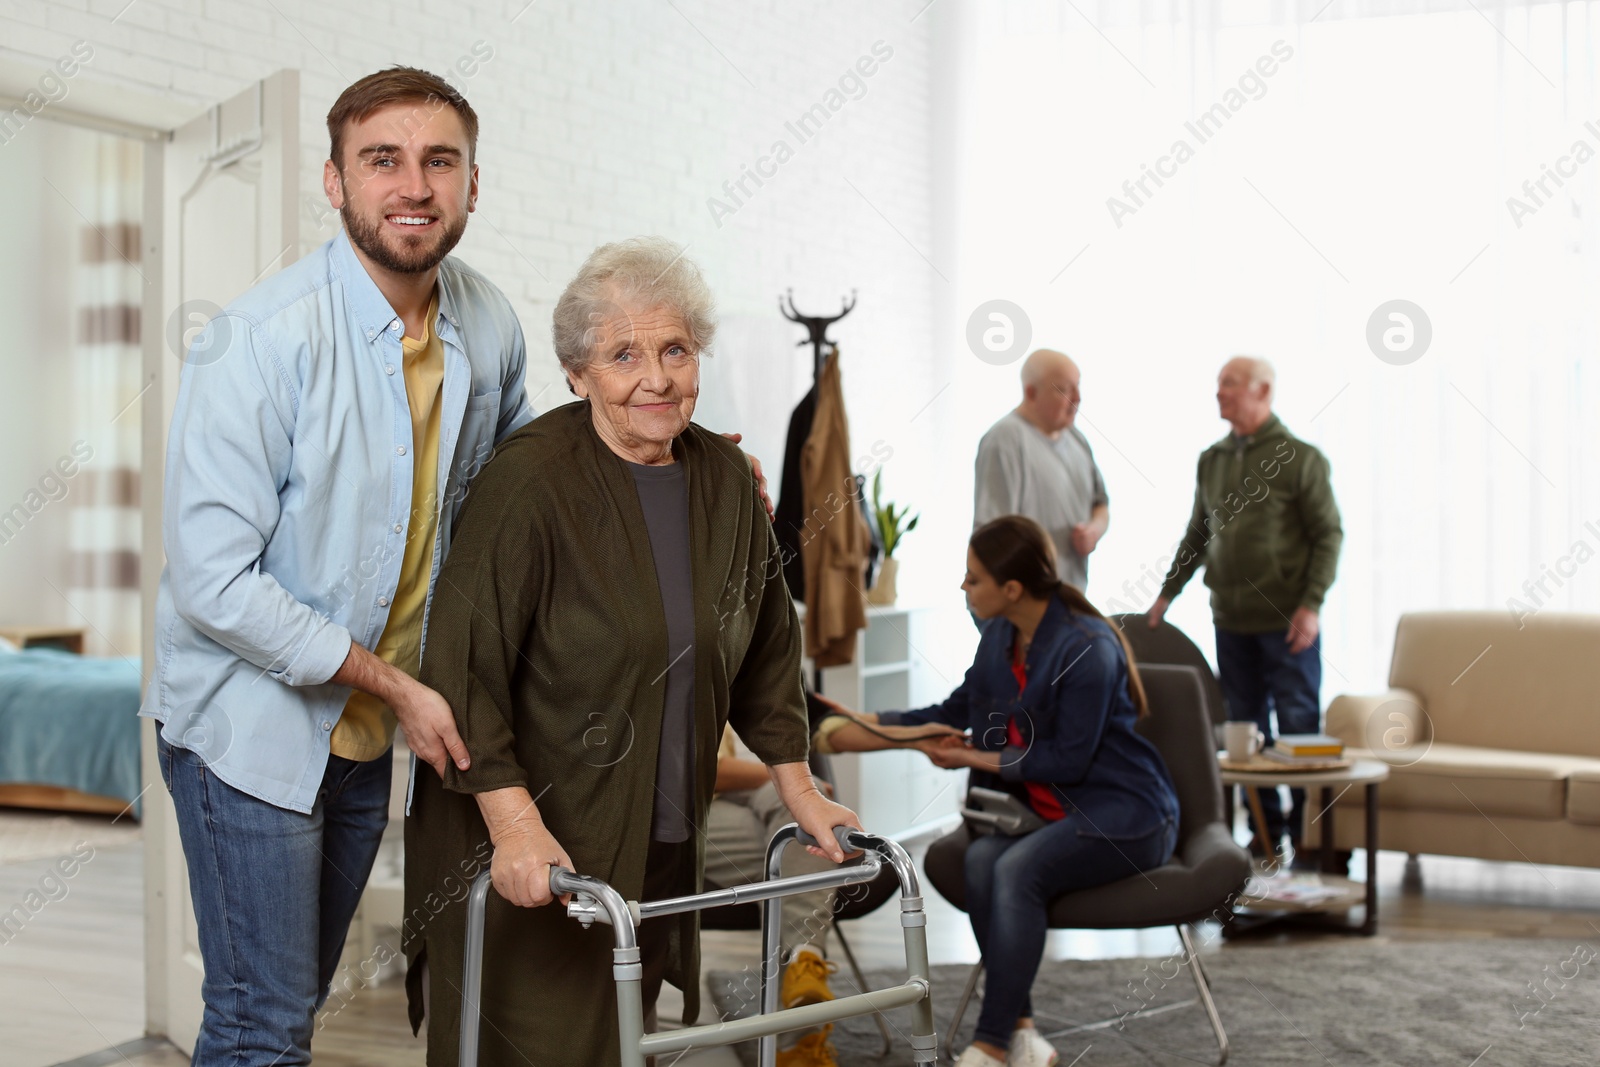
left=11, top=816, right=1600, bottom=1067
left=2, top=837, right=145, bottom=1066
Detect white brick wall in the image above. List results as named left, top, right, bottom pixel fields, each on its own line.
left=5, top=0, right=972, bottom=603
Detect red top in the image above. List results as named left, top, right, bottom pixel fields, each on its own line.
left=1008, top=658, right=1066, bottom=822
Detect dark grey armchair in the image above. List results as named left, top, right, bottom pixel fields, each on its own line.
left=1108, top=613, right=1228, bottom=726
left=922, top=663, right=1252, bottom=1063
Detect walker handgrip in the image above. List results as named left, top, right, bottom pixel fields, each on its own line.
left=549, top=866, right=584, bottom=896
left=794, top=825, right=863, bottom=855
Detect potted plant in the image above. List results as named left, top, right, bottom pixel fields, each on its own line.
left=868, top=469, right=918, bottom=606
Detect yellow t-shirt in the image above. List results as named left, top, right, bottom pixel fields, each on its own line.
left=331, top=292, right=446, bottom=761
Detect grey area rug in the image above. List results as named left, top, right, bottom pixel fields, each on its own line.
left=708, top=938, right=1599, bottom=1065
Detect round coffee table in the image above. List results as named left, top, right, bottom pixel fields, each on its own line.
left=1218, top=757, right=1390, bottom=935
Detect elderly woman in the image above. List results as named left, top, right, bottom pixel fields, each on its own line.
left=402, top=237, right=858, bottom=1065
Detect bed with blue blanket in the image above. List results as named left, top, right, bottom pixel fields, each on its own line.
left=0, top=646, right=144, bottom=818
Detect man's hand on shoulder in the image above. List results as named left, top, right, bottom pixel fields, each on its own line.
left=721, top=431, right=775, bottom=521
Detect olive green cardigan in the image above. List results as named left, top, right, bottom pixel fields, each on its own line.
left=1159, top=414, right=1343, bottom=633
left=403, top=400, right=809, bottom=1065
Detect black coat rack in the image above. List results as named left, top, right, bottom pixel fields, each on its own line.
left=779, top=288, right=857, bottom=381
left=776, top=289, right=875, bottom=698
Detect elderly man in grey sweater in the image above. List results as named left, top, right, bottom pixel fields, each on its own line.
left=973, top=349, right=1110, bottom=592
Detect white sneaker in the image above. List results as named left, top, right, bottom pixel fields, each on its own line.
left=1009, top=1026, right=1059, bottom=1067
left=954, top=1045, right=1007, bottom=1067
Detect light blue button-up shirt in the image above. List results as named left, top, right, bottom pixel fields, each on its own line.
left=140, top=228, right=534, bottom=813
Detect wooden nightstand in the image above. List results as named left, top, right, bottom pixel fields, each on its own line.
left=0, top=626, right=86, bottom=654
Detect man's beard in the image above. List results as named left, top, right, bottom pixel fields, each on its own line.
left=341, top=200, right=467, bottom=274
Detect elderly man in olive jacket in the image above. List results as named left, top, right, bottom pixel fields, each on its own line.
left=1148, top=356, right=1342, bottom=857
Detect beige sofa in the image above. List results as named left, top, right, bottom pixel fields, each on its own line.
left=1325, top=611, right=1600, bottom=869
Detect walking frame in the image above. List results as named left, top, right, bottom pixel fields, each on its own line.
left=459, top=824, right=939, bottom=1066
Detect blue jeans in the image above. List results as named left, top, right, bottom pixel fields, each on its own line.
left=1214, top=627, right=1322, bottom=843
left=156, top=731, right=391, bottom=1066
left=964, top=812, right=1177, bottom=1049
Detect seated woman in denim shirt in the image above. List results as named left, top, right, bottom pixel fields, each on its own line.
left=818, top=514, right=1180, bottom=1067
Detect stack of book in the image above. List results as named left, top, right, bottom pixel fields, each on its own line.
left=1262, top=733, right=1345, bottom=765
left=1242, top=873, right=1350, bottom=907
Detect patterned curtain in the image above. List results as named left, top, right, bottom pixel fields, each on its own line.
left=67, top=131, right=143, bottom=657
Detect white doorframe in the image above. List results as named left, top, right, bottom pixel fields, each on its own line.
left=138, top=69, right=301, bottom=1051
left=137, top=125, right=175, bottom=1047
left=13, top=61, right=305, bottom=1051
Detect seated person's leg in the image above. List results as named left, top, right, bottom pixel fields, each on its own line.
left=973, top=814, right=1172, bottom=1054
left=704, top=788, right=841, bottom=1064
left=962, top=829, right=1017, bottom=958
left=704, top=787, right=838, bottom=965
left=702, top=793, right=769, bottom=898
left=747, top=782, right=837, bottom=964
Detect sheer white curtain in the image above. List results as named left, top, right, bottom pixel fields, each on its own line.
left=943, top=0, right=1600, bottom=697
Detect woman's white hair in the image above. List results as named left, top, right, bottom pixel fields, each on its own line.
left=551, top=237, right=717, bottom=372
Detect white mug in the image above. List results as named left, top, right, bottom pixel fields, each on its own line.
left=1223, top=721, right=1264, bottom=762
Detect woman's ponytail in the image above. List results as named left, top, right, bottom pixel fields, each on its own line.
left=1056, top=581, right=1149, bottom=721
